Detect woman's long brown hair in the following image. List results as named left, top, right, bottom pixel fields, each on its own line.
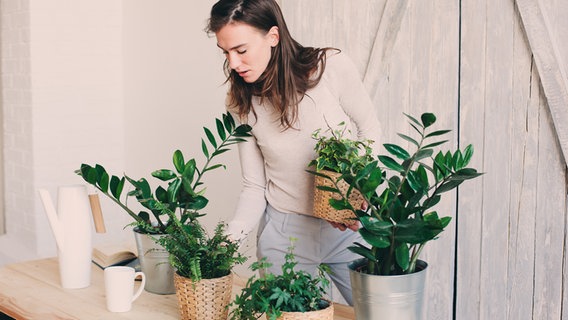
left=207, top=0, right=337, bottom=129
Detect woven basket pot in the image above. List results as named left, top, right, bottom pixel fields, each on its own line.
left=313, top=170, right=363, bottom=225
left=276, top=302, right=334, bottom=320
left=173, top=272, right=233, bottom=320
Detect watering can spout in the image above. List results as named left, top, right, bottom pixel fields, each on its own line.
left=38, top=189, right=65, bottom=251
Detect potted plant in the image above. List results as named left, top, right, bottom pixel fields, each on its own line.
left=315, top=113, right=482, bottom=319
left=229, top=239, right=334, bottom=320
left=76, top=112, right=252, bottom=296
left=308, top=122, right=374, bottom=226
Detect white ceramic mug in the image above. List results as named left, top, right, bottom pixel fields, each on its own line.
left=104, top=266, right=146, bottom=312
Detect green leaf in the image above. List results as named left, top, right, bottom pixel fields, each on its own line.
left=216, top=118, right=226, bottom=141
left=98, top=171, right=109, bottom=193
left=201, top=139, right=209, bottom=158
left=109, top=175, right=124, bottom=199
left=316, top=185, right=341, bottom=194
left=425, top=129, right=451, bottom=138
left=348, top=243, right=377, bottom=261
left=423, top=140, right=448, bottom=149
left=235, top=124, right=252, bottom=136
left=222, top=113, right=233, bottom=132
left=397, top=133, right=419, bottom=147
left=384, top=144, right=410, bottom=160
left=173, top=150, right=185, bottom=174
left=415, top=148, right=433, bottom=161
left=359, top=216, right=392, bottom=236
left=404, top=113, right=422, bottom=128
left=360, top=228, right=391, bottom=248
left=462, top=144, right=474, bottom=167
left=167, top=178, right=182, bottom=203
left=152, top=169, right=177, bottom=181
left=434, top=179, right=464, bottom=194
left=379, top=155, right=404, bottom=172
left=421, top=113, right=436, bottom=128
left=203, top=163, right=225, bottom=173
left=204, top=127, right=217, bottom=149
left=395, top=243, right=410, bottom=271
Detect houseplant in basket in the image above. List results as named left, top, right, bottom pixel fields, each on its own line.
left=308, top=122, right=374, bottom=226
left=76, top=112, right=251, bottom=296
left=315, top=113, right=482, bottom=319
left=229, top=239, right=333, bottom=320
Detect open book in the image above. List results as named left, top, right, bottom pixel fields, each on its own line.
left=92, top=242, right=138, bottom=269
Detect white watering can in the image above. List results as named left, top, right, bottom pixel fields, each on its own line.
left=39, top=185, right=93, bottom=289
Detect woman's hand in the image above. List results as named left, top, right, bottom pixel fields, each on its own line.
left=329, top=221, right=360, bottom=232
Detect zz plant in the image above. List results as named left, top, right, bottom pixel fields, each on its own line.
left=317, top=113, right=482, bottom=275
left=76, top=112, right=252, bottom=234
left=229, top=239, right=331, bottom=320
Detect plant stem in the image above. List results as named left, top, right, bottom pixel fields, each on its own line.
left=408, top=243, right=425, bottom=274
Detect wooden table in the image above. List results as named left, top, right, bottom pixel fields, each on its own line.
left=0, top=258, right=354, bottom=319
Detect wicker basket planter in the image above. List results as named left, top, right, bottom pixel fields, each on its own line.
left=275, top=302, right=334, bottom=320
left=173, top=272, right=233, bottom=320
left=313, top=170, right=363, bottom=225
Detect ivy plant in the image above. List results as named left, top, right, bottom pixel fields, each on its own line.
left=316, top=113, right=482, bottom=275
left=229, top=239, right=331, bottom=320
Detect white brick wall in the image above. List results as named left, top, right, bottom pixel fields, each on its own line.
left=0, top=0, right=128, bottom=264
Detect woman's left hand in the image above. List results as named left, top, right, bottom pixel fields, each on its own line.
left=329, top=221, right=360, bottom=232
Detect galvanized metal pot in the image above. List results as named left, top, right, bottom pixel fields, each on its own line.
left=348, top=258, right=428, bottom=320
left=133, top=228, right=176, bottom=294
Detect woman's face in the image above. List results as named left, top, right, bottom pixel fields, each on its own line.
left=216, top=22, right=279, bottom=83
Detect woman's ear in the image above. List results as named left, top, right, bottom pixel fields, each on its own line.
left=268, top=26, right=280, bottom=47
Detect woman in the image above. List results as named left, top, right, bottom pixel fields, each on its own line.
left=207, top=0, right=381, bottom=305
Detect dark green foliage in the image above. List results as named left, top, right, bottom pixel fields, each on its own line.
left=76, top=112, right=251, bottom=234
left=229, top=239, right=330, bottom=320
left=307, top=121, right=374, bottom=174
left=75, top=113, right=251, bottom=280
left=322, top=113, right=482, bottom=275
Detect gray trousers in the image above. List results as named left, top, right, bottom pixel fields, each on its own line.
left=256, top=204, right=362, bottom=305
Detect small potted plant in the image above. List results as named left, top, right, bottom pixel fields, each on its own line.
left=229, top=239, right=334, bottom=320
left=76, top=112, right=252, bottom=296
left=318, top=113, right=482, bottom=319
left=308, top=122, right=374, bottom=226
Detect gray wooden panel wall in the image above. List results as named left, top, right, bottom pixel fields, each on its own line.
left=281, top=0, right=567, bottom=319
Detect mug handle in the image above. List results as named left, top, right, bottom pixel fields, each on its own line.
left=132, top=272, right=146, bottom=302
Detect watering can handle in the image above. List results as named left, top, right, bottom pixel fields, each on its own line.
left=88, top=191, right=106, bottom=233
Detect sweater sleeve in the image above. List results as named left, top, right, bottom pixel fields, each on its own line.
left=326, top=52, right=382, bottom=145
left=225, top=132, right=267, bottom=242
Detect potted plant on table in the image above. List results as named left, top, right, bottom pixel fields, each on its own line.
left=77, top=112, right=251, bottom=298
left=308, top=122, right=374, bottom=226
left=315, top=113, right=482, bottom=319
left=229, top=239, right=334, bottom=320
